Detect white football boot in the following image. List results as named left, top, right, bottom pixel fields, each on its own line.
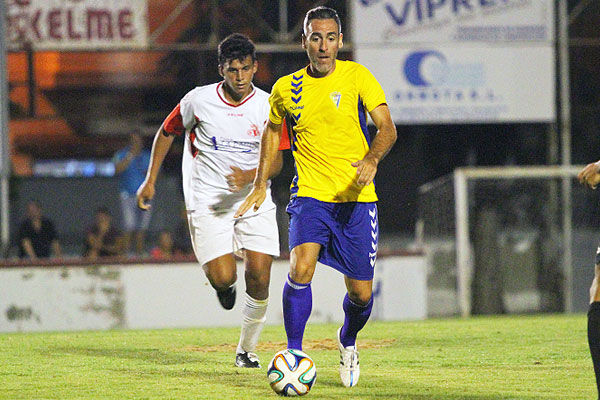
left=337, top=327, right=360, bottom=387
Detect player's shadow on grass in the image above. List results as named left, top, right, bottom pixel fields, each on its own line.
left=35, top=346, right=536, bottom=399
left=38, top=345, right=263, bottom=384
left=39, top=345, right=208, bottom=366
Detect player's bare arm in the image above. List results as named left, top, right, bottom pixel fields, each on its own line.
left=578, top=160, right=600, bottom=189
left=234, top=120, right=282, bottom=217
left=21, top=238, right=37, bottom=259
left=136, top=124, right=175, bottom=210
left=226, top=151, right=284, bottom=192
left=351, top=104, right=397, bottom=186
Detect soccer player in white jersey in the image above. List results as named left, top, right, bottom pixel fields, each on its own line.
left=136, top=33, right=287, bottom=368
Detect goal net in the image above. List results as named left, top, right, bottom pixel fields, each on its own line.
left=417, top=166, right=597, bottom=317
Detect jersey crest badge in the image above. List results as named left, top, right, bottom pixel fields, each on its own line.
left=247, top=124, right=260, bottom=137
left=330, top=92, right=342, bottom=108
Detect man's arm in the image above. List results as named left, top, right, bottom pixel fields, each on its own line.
left=351, top=104, right=397, bottom=186
left=114, top=152, right=134, bottom=175
left=21, top=238, right=37, bottom=259
left=579, top=160, right=600, bottom=189
left=136, top=124, right=175, bottom=210
left=234, top=120, right=282, bottom=217
left=115, top=135, right=143, bottom=174
left=226, top=151, right=284, bottom=192
left=85, top=232, right=100, bottom=259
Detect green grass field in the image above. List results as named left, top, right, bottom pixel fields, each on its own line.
left=0, top=314, right=594, bottom=399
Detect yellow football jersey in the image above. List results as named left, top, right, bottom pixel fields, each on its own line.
left=269, top=60, right=387, bottom=203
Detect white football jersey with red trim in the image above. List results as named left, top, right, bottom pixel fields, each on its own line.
left=170, top=82, right=275, bottom=215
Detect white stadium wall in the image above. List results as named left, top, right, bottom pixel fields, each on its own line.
left=0, top=255, right=426, bottom=333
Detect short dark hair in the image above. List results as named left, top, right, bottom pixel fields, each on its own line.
left=95, top=207, right=111, bottom=216
left=303, top=6, right=342, bottom=36
left=27, top=199, right=41, bottom=208
left=218, top=33, right=256, bottom=66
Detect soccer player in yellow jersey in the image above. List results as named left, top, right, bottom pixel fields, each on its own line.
left=236, top=6, right=397, bottom=387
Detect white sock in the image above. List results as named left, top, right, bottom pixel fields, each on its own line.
left=237, top=293, right=268, bottom=354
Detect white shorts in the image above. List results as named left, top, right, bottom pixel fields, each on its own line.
left=187, top=207, right=280, bottom=266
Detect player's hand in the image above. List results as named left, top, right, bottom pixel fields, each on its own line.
left=226, top=166, right=252, bottom=192
left=351, top=157, right=378, bottom=186
left=234, top=184, right=267, bottom=218
left=136, top=181, right=155, bottom=210
left=578, top=161, right=600, bottom=189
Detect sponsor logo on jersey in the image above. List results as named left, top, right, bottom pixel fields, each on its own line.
left=211, top=136, right=259, bottom=153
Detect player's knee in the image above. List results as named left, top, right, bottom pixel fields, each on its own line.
left=213, top=278, right=236, bottom=292
left=289, top=256, right=315, bottom=283
left=347, top=290, right=372, bottom=306
left=289, top=264, right=315, bottom=284
left=246, top=268, right=270, bottom=289
left=205, top=268, right=236, bottom=290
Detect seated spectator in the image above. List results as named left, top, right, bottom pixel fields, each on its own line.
left=17, top=200, right=62, bottom=260
left=150, top=230, right=174, bottom=260
left=84, top=207, right=123, bottom=260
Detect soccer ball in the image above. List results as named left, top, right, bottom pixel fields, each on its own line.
left=267, top=349, right=317, bottom=396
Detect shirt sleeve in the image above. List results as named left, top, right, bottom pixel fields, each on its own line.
left=268, top=78, right=286, bottom=125
left=357, top=63, right=387, bottom=112
left=278, top=119, right=291, bottom=150
left=163, top=103, right=185, bottom=137
left=163, top=89, right=198, bottom=136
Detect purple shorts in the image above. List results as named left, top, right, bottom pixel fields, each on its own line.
left=286, top=197, right=378, bottom=280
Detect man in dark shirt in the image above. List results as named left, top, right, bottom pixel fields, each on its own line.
left=84, top=207, right=123, bottom=259
left=18, top=200, right=62, bottom=259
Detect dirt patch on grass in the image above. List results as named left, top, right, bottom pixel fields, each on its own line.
left=182, top=338, right=396, bottom=353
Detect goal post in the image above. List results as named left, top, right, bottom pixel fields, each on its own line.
left=418, top=165, right=587, bottom=317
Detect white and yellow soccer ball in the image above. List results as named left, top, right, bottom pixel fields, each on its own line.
left=267, top=349, right=317, bottom=396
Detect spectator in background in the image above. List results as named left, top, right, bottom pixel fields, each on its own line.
left=150, top=230, right=174, bottom=260
left=84, top=207, right=123, bottom=260
left=113, top=130, right=152, bottom=255
left=17, top=200, right=62, bottom=260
